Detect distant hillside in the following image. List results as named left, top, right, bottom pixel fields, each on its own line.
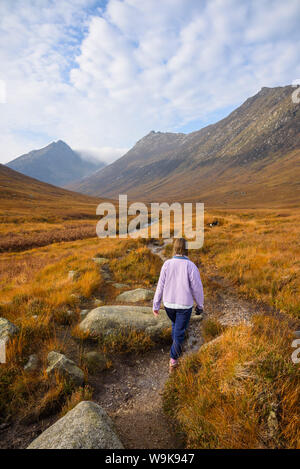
left=0, top=163, right=102, bottom=222
left=6, top=140, right=105, bottom=187
left=70, top=86, right=300, bottom=207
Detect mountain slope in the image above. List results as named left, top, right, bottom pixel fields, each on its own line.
left=69, top=86, right=300, bottom=206
left=0, top=162, right=102, bottom=221
left=6, top=140, right=105, bottom=187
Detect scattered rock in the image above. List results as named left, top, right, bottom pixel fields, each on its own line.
left=24, top=354, right=39, bottom=372
left=80, top=309, right=90, bottom=319
left=116, top=288, right=154, bottom=303
left=0, top=317, right=19, bottom=344
left=77, top=305, right=202, bottom=342
left=209, top=220, right=219, bottom=227
left=101, top=271, right=111, bottom=280
left=92, top=257, right=109, bottom=265
left=112, top=283, right=129, bottom=289
left=27, top=401, right=123, bottom=449
left=68, top=270, right=79, bottom=281
left=293, top=330, right=300, bottom=338
left=70, top=293, right=81, bottom=300
left=77, top=305, right=170, bottom=340
left=267, top=409, right=279, bottom=438
left=83, top=351, right=108, bottom=373
left=46, top=351, right=84, bottom=386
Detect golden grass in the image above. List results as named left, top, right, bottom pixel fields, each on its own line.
left=0, top=198, right=299, bottom=445
left=0, top=163, right=101, bottom=222
left=0, top=221, right=97, bottom=252
left=201, top=318, right=225, bottom=342
left=187, top=207, right=300, bottom=318
left=60, top=386, right=94, bottom=417
left=0, top=234, right=159, bottom=424
left=0, top=365, right=76, bottom=423
left=164, top=315, right=299, bottom=449
left=98, top=328, right=155, bottom=355
left=110, top=246, right=162, bottom=286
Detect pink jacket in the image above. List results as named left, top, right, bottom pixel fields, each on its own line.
left=153, top=256, right=204, bottom=311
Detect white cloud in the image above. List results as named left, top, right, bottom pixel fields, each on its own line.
left=0, top=0, right=299, bottom=164
left=75, top=146, right=128, bottom=164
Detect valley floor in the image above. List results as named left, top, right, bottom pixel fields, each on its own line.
left=0, top=207, right=299, bottom=449
left=0, top=241, right=269, bottom=449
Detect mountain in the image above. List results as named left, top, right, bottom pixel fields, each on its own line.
left=6, top=140, right=105, bottom=187
left=69, top=85, right=300, bottom=207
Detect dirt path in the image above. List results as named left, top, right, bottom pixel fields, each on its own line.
left=90, top=348, right=182, bottom=449
left=89, top=240, right=189, bottom=449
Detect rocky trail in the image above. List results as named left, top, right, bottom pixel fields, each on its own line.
left=1, top=240, right=262, bottom=449
left=86, top=240, right=260, bottom=449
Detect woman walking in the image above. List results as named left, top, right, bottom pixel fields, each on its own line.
left=153, top=238, right=204, bottom=372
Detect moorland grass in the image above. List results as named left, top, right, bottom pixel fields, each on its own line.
left=0, top=205, right=299, bottom=447
left=164, top=315, right=299, bottom=449
left=0, top=236, right=161, bottom=423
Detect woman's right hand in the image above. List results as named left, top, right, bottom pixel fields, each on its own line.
left=153, top=310, right=159, bottom=317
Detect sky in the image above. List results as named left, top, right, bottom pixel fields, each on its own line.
left=0, top=0, right=299, bottom=164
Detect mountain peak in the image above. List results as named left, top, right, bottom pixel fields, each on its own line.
left=49, top=139, right=70, bottom=149
left=6, top=140, right=105, bottom=187
left=69, top=84, right=300, bottom=206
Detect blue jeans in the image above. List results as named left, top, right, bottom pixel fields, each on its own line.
left=164, top=307, right=192, bottom=360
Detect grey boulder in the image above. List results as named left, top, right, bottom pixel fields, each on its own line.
left=76, top=305, right=169, bottom=340
left=46, top=351, right=84, bottom=386
left=27, top=401, right=123, bottom=449
left=116, top=288, right=154, bottom=303
left=0, top=317, right=19, bottom=344
left=24, top=354, right=39, bottom=372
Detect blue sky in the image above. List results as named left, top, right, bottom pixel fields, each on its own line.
left=0, top=0, right=299, bottom=164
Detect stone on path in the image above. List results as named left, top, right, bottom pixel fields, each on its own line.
left=27, top=401, right=123, bottom=449
left=76, top=305, right=169, bottom=340
left=116, top=288, right=154, bottom=303
left=46, top=351, right=84, bottom=386
left=112, top=283, right=129, bottom=289
left=101, top=271, right=111, bottom=280
left=24, top=354, right=39, bottom=372
left=0, top=317, right=19, bottom=344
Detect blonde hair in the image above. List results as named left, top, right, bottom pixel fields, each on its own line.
left=172, top=238, right=188, bottom=256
